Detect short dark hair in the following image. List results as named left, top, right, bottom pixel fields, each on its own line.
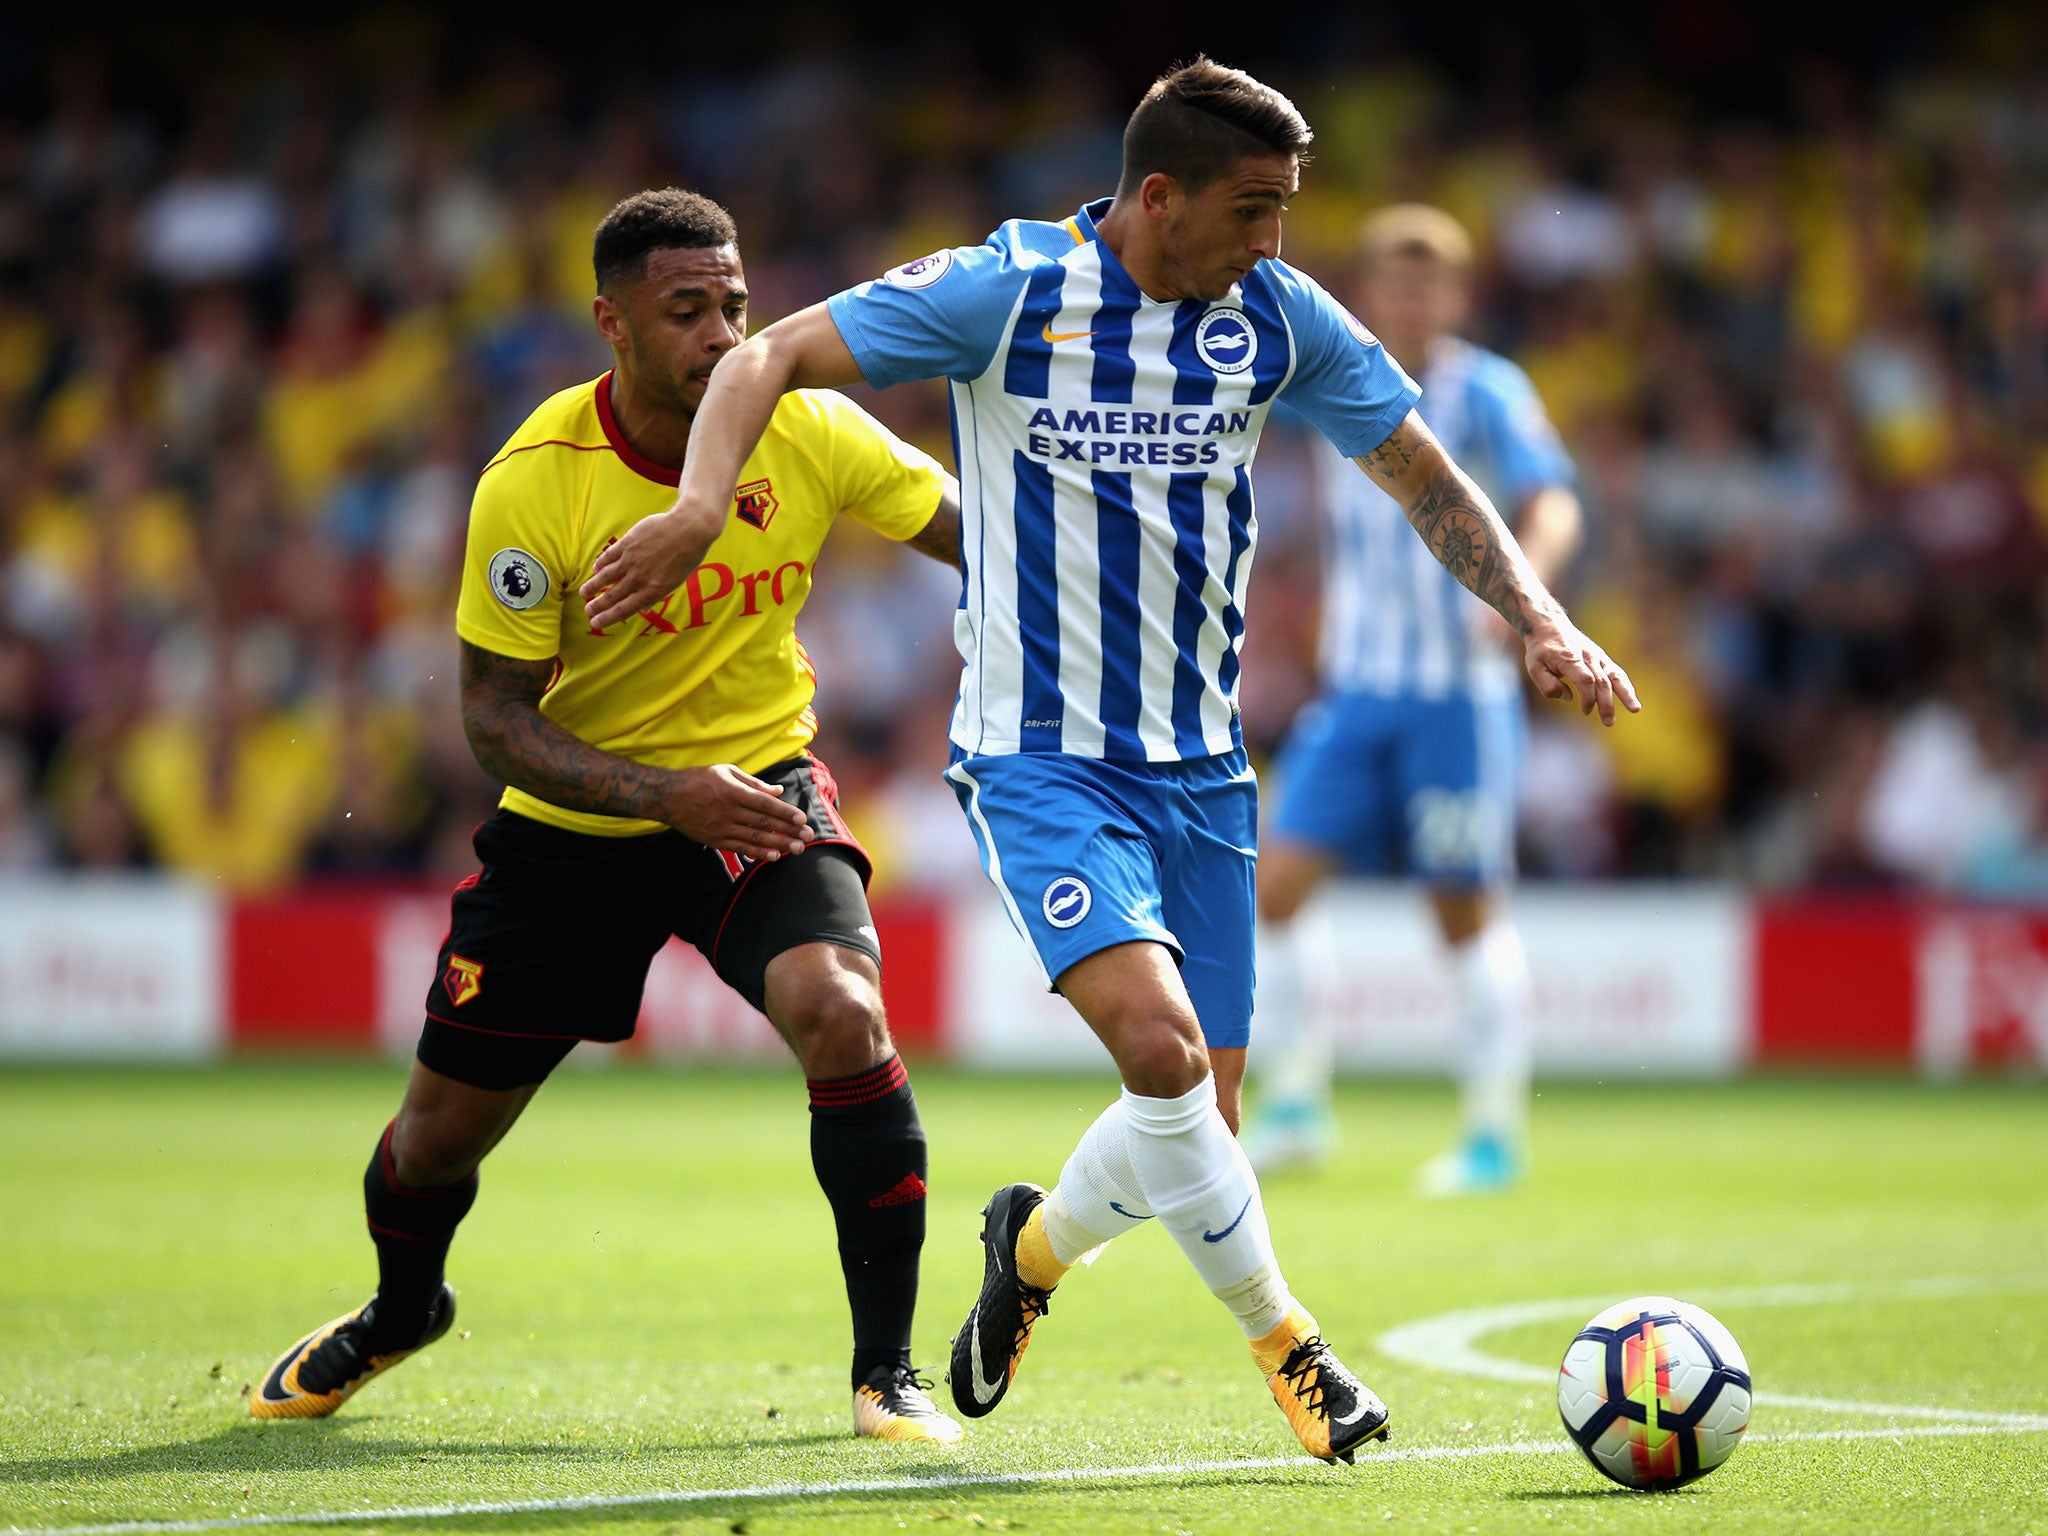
left=1117, top=57, right=1313, bottom=198
left=592, top=188, right=739, bottom=293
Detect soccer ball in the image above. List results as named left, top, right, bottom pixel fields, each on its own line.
left=1556, top=1296, right=1752, bottom=1490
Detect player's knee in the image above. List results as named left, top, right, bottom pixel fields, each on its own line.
left=1258, top=880, right=1306, bottom=924
left=388, top=1112, right=486, bottom=1189
left=1115, top=1018, right=1209, bottom=1099
left=1258, top=859, right=1322, bottom=924
left=781, top=976, right=892, bottom=1079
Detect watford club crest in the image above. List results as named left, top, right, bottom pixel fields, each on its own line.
left=734, top=478, right=778, bottom=530
left=445, top=954, right=484, bottom=1007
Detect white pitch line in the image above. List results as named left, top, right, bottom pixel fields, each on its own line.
left=1377, top=1275, right=2048, bottom=1425
left=1768, top=1393, right=2045, bottom=1425
left=11, top=1421, right=2048, bottom=1536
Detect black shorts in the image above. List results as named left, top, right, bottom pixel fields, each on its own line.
left=416, top=755, right=879, bottom=1090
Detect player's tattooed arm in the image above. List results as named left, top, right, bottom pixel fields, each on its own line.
left=1357, top=413, right=1535, bottom=625
left=458, top=640, right=811, bottom=859
left=1355, top=412, right=1641, bottom=726
left=904, top=482, right=963, bottom=568
left=583, top=303, right=867, bottom=631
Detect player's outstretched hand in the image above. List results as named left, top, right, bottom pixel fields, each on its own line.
left=580, top=510, right=714, bottom=633
left=1523, top=609, right=1641, bottom=726
left=663, top=764, right=814, bottom=860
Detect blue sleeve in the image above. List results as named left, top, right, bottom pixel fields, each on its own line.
left=1266, top=261, right=1420, bottom=457
left=1471, top=357, right=1575, bottom=505
left=825, top=243, right=1031, bottom=388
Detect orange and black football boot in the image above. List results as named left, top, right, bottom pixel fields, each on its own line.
left=1253, top=1308, right=1391, bottom=1463
left=948, top=1183, right=1054, bottom=1418
left=249, top=1286, right=455, bottom=1419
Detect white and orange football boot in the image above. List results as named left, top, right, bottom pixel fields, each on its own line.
left=853, top=1364, right=965, bottom=1443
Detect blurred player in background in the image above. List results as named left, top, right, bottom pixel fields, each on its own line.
left=1243, top=206, right=1582, bottom=1195
left=250, top=189, right=966, bottom=1444
left=583, top=62, right=1635, bottom=1465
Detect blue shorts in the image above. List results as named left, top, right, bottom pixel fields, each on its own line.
left=946, top=747, right=1258, bottom=1050
left=1269, top=688, right=1524, bottom=886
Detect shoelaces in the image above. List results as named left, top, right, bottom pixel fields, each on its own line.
left=1016, top=1282, right=1052, bottom=1353
left=1279, top=1335, right=1338, bottom=1417
left=890, top=1365, right=939, bottom=1396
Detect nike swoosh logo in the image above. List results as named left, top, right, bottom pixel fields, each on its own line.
left=967, top=1312, right=1005, bottom=1403
left=1108, top=1201, right=1152, bottom=1221
left=1333, top=1400, right=1372, bottom=1426
left=1042, top=324, right=1097, bottom=344
left=1202, top=1195, right=1254, bottom=1243
left=858, top=924, right=878, bottom=943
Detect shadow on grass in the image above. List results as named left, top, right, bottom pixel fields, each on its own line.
left=1509, top=1486, right=1707, bottom=1500
left=7, top=1448, right=1334, bottom=1531
left=1, top=1418, right=850, bottom=1487
left=405, top=1474, right=1329, bottom=1535
left=380, top=1458, right=1310, bottom=1531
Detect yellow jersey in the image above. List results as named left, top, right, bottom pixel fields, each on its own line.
left=456, top=371, right=947, bottom=837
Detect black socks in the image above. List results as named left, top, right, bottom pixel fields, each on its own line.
left=807, top=1055, right=928, bottom=1389
left=358, top=1061, right=924, bottom=1386
left=362, top=1121, right=476, bottom=1349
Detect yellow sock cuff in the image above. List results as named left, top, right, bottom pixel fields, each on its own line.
left=1251, top=1307, right=1319, bottom=1376
left=1014, top=1205, right=1072, bottom=1291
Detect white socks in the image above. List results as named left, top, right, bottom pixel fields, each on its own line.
left=1456, top=919, right=1532, bottom=1143
left=1039, top=1077, right=1296, bottom=1337
left=1119, top=1076, right=1294, bottom=1338
left=1040, top=1101, right=1152, bottom=1265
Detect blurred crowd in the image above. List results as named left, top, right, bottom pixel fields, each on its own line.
left=1, top=12, right=2047, bottom=895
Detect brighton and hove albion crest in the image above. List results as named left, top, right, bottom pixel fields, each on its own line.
left=488, top=548, right=548, bottom=610
left=1195, top=307, right=1257, bottom=375
left=734, top=478, right=779, bottom=530
left=444, top=954, right=484, bottom=1007
left=1042, top=876, right=1092, bottom=930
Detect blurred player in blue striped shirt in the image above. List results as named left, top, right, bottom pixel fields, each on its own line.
left=584, top=61, right=1636, bottom=1463
left=1244, top=206, right=1584, bottom=1195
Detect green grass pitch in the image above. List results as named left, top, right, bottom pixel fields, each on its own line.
left=3, top=1063, right=2044, bottom=1535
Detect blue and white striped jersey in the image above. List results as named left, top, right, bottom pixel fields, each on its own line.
left=1312, top=338, right=1573, bottom=701
left=827, top=197, right=1419, bottom=763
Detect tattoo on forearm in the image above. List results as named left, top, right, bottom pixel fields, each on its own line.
left=907, top=496, right=963, bottom=568
left=1359, top=433, right=1418, bottom=476
left=1404, top=462, right=1534, bottom=634
left=459, top=642, right=672, bottom=820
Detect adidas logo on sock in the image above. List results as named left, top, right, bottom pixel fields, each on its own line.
left=868, top=1173, right=929, bottom=1208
